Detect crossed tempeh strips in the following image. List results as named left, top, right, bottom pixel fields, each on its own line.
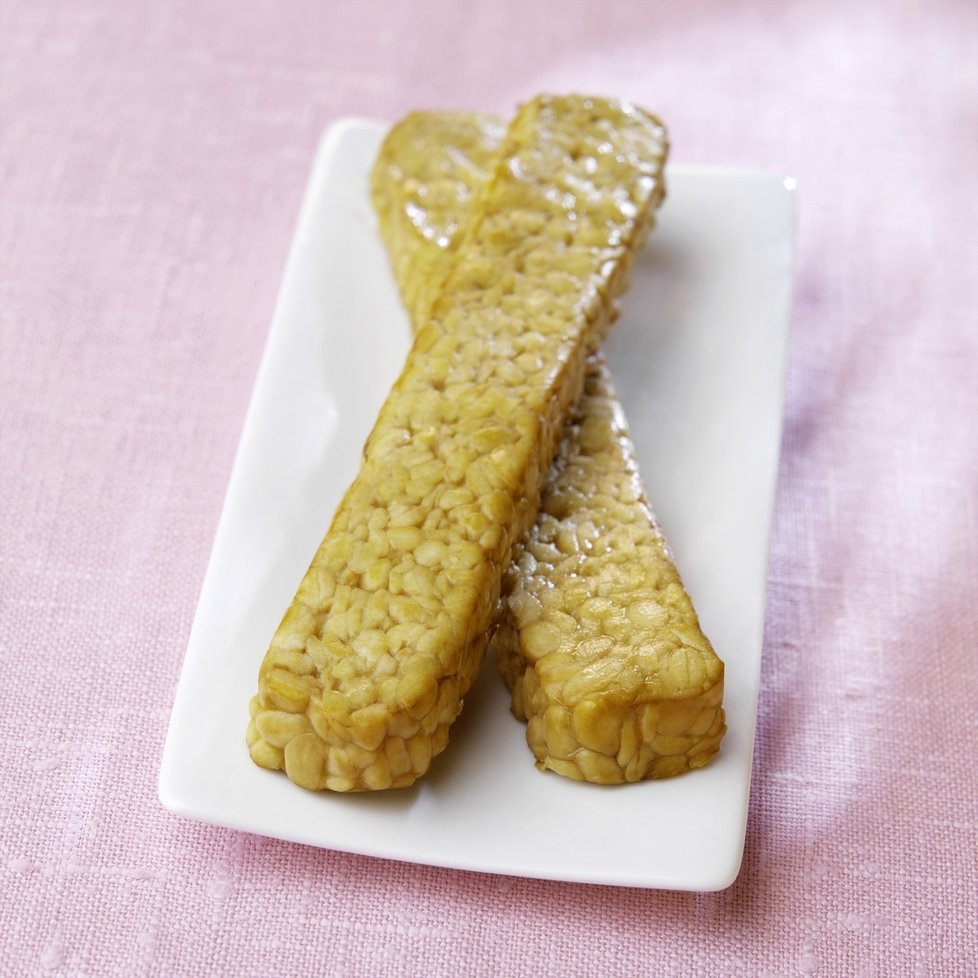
left=372, top=107, right=725, bottom=784
left=248, top=95, right=669, bottom=791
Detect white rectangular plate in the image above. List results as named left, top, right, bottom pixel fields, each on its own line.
left=159, top=118, right=796, bottom=891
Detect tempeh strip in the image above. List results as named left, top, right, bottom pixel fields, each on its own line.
left=371, top=109, right=724, bottom=783
left=497, top=363, right=726, bottom=782
left=247, top=95, right=668, bottom=791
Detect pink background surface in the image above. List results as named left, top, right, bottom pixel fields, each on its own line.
left=2, top=1, right=976, bottom=975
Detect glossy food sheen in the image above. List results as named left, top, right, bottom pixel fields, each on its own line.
left=496, top=360, right=725, bottom=782
left=247, top=95, right=668, bottom=791
left=372, top=107, right=724, bottom=784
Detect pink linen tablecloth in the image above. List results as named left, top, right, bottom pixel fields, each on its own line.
left=2, top=0, right=976, bottom=975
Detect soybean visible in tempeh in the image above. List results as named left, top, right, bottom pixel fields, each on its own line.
left=247, top=95, right=668, bottom=791
left=371, top=108, right=724, bottom=784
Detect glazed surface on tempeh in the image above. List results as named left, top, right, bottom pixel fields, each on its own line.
left=248, top=95, right=668, bottom=791
left=372, top=106, right=724, bottom=784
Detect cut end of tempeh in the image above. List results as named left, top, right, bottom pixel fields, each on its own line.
left=248, top=95, right=669, bottom=791
left=371, top=110, right=506, bottom=326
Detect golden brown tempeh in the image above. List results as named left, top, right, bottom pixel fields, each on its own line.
left=371, top=111, right=506, bottom=327
left=247, top=95, right=668, bottom=791
left=371, top=108, right=724, bottom=783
